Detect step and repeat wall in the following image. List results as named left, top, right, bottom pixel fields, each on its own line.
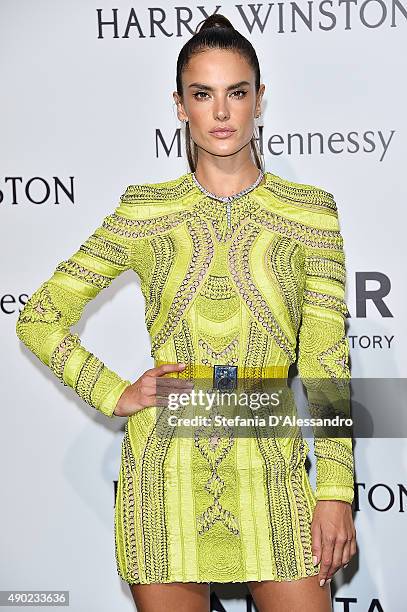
left=1, top=1, right=405, bottom=611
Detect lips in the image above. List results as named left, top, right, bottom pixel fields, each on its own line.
left=210, top=128, right=236, bottom=133
left=209, top=128, right=236, bottom=139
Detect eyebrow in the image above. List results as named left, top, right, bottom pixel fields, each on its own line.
left=188, top=80, right=251, bottom=91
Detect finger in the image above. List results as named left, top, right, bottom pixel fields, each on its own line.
left=148, top=363, right=187, bottom=377
left=351, top=530, right=357, bottom=557
left=130, top=394, right=158, bottom=413
left=156, top=395, right=192, bottom=408
left=153, top=396, right=172, bottom=407
left=311, top=521, right=322, bottom=569
left=347, top=529, right=357, bottom=566
left=156, top=378, right=194, bottom=389
left=156, top=389, right=195, bottom=400
left=143, top=378, right=193, bottom=395
left=141, top=377, right=192, bottom=399
left=319, top=536, right=334, bottom=586
left=154, top=379, right=194, bottom=393
left=140, top=379, right=157, bottom=394
left=329, top=533, right=347, bottom=579
left=342, top=520, right=356, bottom=569
left=341, top=538, right=351, bottom=568
left=155, top=388, right=193, bottom=400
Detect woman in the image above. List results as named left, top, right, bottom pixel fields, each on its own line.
left=16, top=13, right=356, bottom=612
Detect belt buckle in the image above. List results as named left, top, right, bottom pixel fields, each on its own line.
left=213, top=364, right=238, bottom=392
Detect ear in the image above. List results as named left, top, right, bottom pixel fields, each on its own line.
left=255, top=84, right=266, bottom=117
left=173, top=92, right=188, bottom=122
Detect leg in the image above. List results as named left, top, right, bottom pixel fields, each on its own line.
left=129, top=582, right=210, bottom=612
left=247, top=575, right=332, bottom=612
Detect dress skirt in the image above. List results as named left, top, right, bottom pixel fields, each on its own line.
left=113, top=387, right=322, bottom=585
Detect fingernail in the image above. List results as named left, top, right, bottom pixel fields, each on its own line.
left=326, top=578, right=332, bottom=584
left=312, top=555, right=318, bottom=566
left=179, top=363, right=185, bottom=368
left=319, top=579, right=325, bottom=587
left=344, top=563, right=349, bottom=569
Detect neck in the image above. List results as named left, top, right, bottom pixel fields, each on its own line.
left=193, top=167, right=264, bottom=200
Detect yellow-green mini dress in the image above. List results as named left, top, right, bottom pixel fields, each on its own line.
left=16, top=171, right=355, bottom=585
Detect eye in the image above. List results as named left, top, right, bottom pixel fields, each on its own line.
left=192, top=90, right=248, bottom=100
left=231, top=90, right=248, bottom=98
left=193, top=91, right=209, bottom=100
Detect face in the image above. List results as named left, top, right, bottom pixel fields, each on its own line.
left=173, top=48, right=265, bottom=159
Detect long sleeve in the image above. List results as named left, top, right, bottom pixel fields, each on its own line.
left=16, top=188, right=146, bottom=418
left=297, top=201, right=355, bottom=505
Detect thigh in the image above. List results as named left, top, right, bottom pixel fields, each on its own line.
left=129, top=582, right=210, bottom=612
left=247, top=575, right=332, bottom=612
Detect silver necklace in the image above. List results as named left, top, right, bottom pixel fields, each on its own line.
left=191, top=169, right=265, bottom=203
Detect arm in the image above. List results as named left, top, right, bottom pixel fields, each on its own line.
left=297, top=200, right=355, bottom=505
left=16, top=187, right=146, bottom=418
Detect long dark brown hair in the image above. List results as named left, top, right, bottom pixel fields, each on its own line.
left=175, top=13, right=264, bottom=173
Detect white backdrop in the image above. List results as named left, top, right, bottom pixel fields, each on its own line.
left=1, top=1, right=406, bottom=610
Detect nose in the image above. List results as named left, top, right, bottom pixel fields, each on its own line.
left=214, top=105, right=230, bottom=121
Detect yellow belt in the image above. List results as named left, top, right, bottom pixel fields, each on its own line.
left=154, top=360, right=289, bottom=379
